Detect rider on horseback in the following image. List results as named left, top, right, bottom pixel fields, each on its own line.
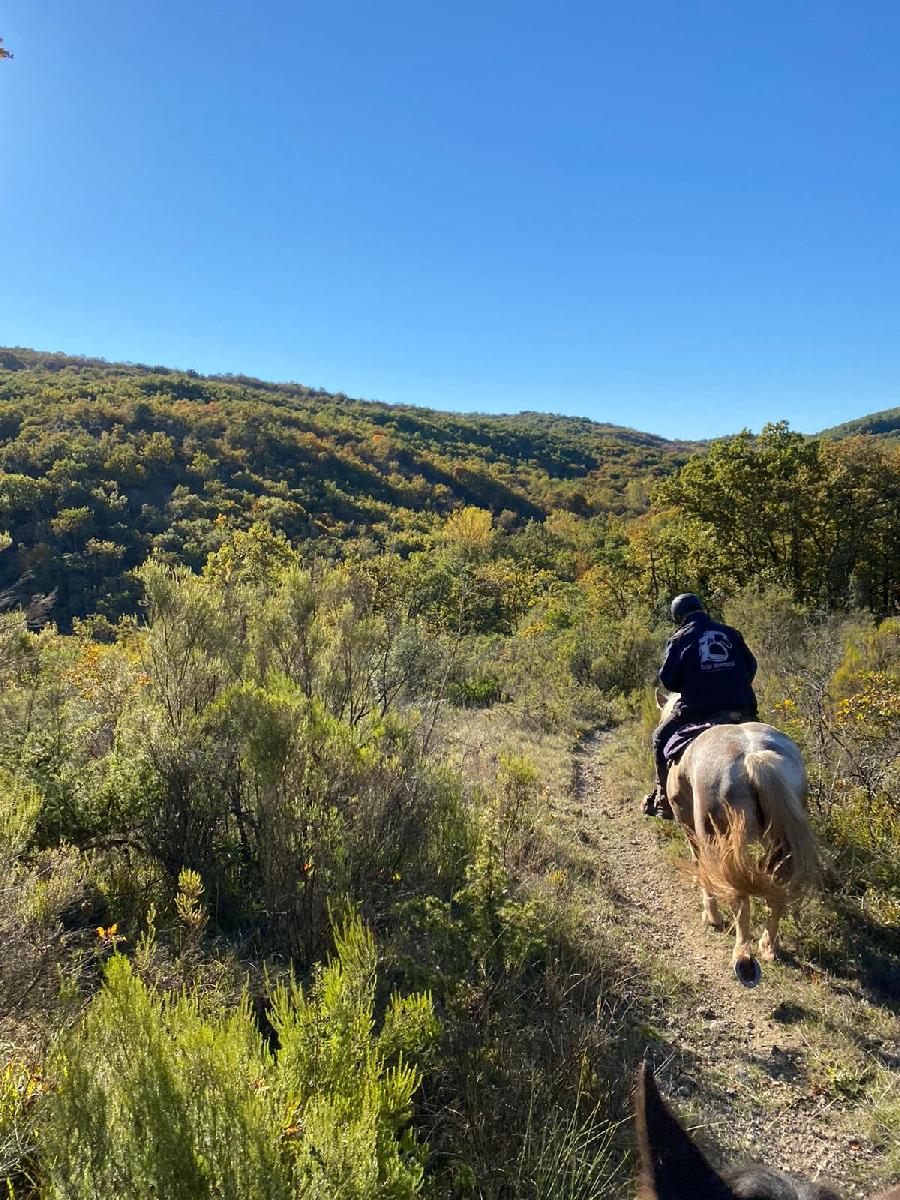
left=643, top=593, right=759, bottom=819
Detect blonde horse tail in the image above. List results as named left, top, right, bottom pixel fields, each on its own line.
left=695, top=748, right=819, bottom=909
left=745, top=747, right=820, bottom=902
left=696, top=811, right=788, bottom=908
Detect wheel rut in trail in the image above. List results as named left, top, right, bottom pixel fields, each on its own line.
left=570, top=730, right=898, bottom=1199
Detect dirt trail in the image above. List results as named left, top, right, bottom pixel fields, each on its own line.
left=571, top=731, right=898, bottom=1198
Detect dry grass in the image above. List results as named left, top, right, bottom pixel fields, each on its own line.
left=434, top=702, right=575, bottom=806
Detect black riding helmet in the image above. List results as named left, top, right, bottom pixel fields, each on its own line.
left=670, top=593, right=705, bottom=622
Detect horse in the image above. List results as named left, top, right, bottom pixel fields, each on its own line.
left=635, top=1060, right=900, bottom=1200
left=658, top=690, right=820, bottom=984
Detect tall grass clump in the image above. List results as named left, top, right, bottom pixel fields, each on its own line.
left=511, top=1093, right=624, bottom=1200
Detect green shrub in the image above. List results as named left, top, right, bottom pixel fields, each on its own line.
left=446, top=675, right=503, bottom=709
left=40, top=954, right=290, bottom=1200
left=0, top=1060, right=43, bottom=1195
left=569, top=611, right=661, bottom=697
left=824, top=789, right=900, bottom=925
left=270, top=914, right=439, bottom=1200
left=39, top=915, right=436, bottom=1200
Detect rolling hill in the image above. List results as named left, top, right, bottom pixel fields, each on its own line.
left=0, top=346, right=894, bottom=625
left=0, top=348, right=692, bottom=623
left=817, top=405, right=900, bottom=442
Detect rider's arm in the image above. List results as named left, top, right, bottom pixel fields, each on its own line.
left=658, top=636, right=682, bottom=691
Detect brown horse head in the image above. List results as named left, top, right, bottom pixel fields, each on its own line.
left=635, top=1062, right=899, bottom=1200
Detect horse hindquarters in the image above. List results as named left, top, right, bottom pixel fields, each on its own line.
left=694, top=744, right=819, bottom=972
left=695, top=747, right=817, bottom=908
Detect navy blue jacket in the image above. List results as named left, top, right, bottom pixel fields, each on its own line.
left=658, top=611, right=757, bottom=713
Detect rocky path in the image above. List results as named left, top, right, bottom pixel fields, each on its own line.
left=569, top=731, right=898, bottom=1198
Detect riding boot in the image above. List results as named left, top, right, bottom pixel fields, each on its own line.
left=641, top=786, right=674, bottom=820
left=641, top=789, right=660, bottom=816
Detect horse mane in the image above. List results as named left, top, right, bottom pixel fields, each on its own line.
left=658, top=688, right=679, bottom=722
left=728, top=1167, right=843, bottom=1200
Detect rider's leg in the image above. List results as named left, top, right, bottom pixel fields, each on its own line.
left=644, top=712, right=687, bottom=816
left=651, top=721, right=672, bottom=797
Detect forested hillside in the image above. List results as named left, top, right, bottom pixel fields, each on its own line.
left=819, top=406, right=900, bottom=443
left=0, top=349, right=898, bottom=1199
left=0, top=348, right=690, bottom=624
left=1, top=348, right=898, bottom=627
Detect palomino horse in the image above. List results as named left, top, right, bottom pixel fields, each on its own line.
left=658, top=690, right=820, bottom=984
left=636, top=1061, right=900, bottom=1200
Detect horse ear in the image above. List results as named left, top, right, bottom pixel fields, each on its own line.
left=655, top=687, right=667, bottom=710
left=635, top=1062, right=736, bottom=1200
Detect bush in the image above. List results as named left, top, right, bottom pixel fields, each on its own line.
left=0, top=1060, right=43, bottom=1195
left=569, top=611, right=661, bottom=698
left=39, top=915, right=436, bottom=1200
left=446, top=675, right=503, bottom=709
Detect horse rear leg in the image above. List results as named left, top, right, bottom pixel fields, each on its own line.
left=683, top=827, right=725, bottom=931
left=731, top=895, right=754, bottom=969
left=759, top=901, right=784, bottom=961
left=703, top=890, right=725, bottom=931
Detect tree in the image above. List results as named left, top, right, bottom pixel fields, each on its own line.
left=818, top=437, right=900, bottom=613
left=657, top=424, right=826, bottom=602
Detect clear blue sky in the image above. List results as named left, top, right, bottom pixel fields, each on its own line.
left=2, top=2, right=899, bottom=439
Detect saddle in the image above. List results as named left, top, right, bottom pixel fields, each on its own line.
left=663, top=710, right=748, bottom=766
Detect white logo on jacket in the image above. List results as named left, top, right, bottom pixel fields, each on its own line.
left=699, top=630, right=733, bottom=669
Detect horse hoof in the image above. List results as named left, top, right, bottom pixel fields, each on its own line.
left=733, top=957, right=762, bottom=988
left=758, top=941, right=777, bottom=962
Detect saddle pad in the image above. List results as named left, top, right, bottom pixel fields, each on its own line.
left=663, top=722, right=716, bottom=765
